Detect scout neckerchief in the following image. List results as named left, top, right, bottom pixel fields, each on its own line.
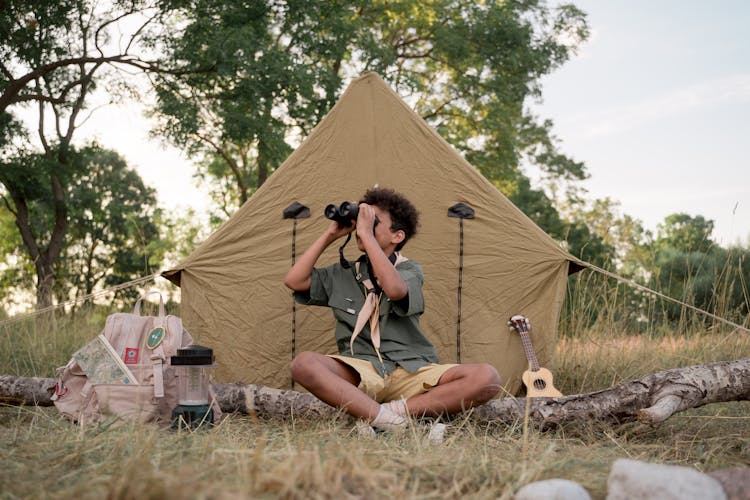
left=349, top=252, right=409, bottom=364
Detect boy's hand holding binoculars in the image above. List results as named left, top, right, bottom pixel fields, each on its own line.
left=324, top=200, right=379, bottom=241
left=355, top=204, right=378, bottom=241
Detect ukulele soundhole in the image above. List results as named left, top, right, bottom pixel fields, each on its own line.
left=533, top=379, right=547, bottom=391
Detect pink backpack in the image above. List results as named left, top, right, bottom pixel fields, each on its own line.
left=52, top=292, right=221, bottom=427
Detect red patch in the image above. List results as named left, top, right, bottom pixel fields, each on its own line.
left=123, top=347, right=139, bottom=364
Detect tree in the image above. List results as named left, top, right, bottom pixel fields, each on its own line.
left=567, top=198, right=650, bottom=269
left=652, top=214, right=716, bottom=319
left=0, top=145, right=163, bottom=310
left=649, top=213, right=750, bottom=325
left=507, top=177, right=614, bottom=266
left=649, top=245, right=748, bottom=327
left=149, top=1, right=349, bottom=215
left=712, top=246, right=750, bottom=322
left=652, top=247, right=716, bottom=322
left=0, top=1, right=178, bottom=115
left=0, top=200, right=33, bottom=315
left=0, top=0, right=188, bottom=308
left=0, top=148, right=76, bottom=309
left=153, top=207, right=211, bottom=270
left=57, top=145, right=163, bottom=305
left=151, top=0, right=590, bottom=222
left=655, top=213, right=715, bottom=254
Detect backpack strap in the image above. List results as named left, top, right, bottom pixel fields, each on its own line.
left=149, top=316, right=172, bottom=399
left=134, top=291, right=166, bottom=318
left=137, top=293, right=168, bottom=399
left=150, top=315, right=184, bottom=399
left=150, top=353, right=165, bottom=398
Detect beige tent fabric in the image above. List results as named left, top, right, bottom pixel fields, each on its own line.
left=164, top=73, right=580, bottom=395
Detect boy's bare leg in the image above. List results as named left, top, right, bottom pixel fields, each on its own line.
left=404, top=364, right=501, bottom=417
left=290, top=351, right=380, bottom=420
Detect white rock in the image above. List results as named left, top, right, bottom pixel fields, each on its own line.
left=426, top=422, right=447, bottom=444
left=515, top=479, right=592, bottom=500
left=607, top=459, right=727, bottom=500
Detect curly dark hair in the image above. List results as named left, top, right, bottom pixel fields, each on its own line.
left=359, top=187, right=419, bottom=251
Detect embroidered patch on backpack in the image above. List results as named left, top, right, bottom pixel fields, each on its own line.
left=146, top=326, right=166, bottom=349
left=123, top=347, right=139, bottom=364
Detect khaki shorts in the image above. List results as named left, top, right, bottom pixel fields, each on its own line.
left=329, top=355, right=458, bottom=403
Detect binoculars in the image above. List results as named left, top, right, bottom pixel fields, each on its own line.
left=324, top=201, right=379, bottom=228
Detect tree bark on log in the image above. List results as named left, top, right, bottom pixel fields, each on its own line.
left=0, top=375, right=56, bottom=406
left=473, top=357, right=750, bottom=428
left=2, top=359, right=748, bottom=427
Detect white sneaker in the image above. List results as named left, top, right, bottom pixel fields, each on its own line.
left=371, top=405, right=407, bottom=432
left=382, top=399, right=408, bottom=417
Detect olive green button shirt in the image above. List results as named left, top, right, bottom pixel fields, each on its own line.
left=293, top=258, right=440, bottom=377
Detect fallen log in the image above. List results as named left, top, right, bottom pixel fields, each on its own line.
left=474, top=357, right=750, bottom=427
left=0, top=375, right=55, bottom=407
left=1, top=358, right=748, bottom=427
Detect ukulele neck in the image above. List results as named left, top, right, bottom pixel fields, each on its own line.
left=518, top=330, right=540, bottom=372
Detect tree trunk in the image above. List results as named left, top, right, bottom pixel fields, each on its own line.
left=5, top=190, right=55, bottom=310
left=256, top=136, right=268, bottom=189
left=2, top=359, right=748, bottom=427
left=4, top=159, right=68, bottom=311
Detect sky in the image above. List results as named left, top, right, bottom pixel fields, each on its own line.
left=533, top=0, right=750, bottom=246
left=71, top=0, right=750, bottom=247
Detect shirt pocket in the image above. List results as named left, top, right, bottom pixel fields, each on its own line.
left=328, top=296, right=360, bottom=328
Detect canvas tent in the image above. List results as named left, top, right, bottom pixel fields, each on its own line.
left=163, top=72, right=582, bottom=395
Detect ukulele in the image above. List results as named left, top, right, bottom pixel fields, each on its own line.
left=507, top=315, right=563, bottom=398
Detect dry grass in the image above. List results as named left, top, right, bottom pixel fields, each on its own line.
left=555, top=330, right=750, bottom=394
left=1, top=322, right=749, bottom=499
left=1, top=399, right=747, bottom=499
left=1, top=283, right=749, bottom=498
left=0, top=306, right=117, bottom=378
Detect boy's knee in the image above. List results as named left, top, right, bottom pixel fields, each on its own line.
left=290, top=351, right=318, bottom=381
left=477, top=363, right=501, bottom=397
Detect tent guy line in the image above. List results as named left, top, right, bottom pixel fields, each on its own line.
left=0, top=273, right=160, bottom=327
left=578, top=262, right=750, bottom=334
